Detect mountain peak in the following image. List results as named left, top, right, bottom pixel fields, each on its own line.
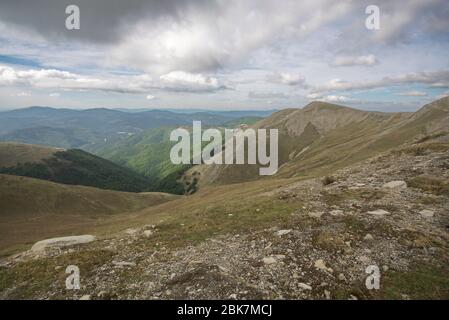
left=302, top=101, right=362, bottom=113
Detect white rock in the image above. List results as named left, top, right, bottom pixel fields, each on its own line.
left=125, top=228, right=138, bottom=236
left=314, top=259, right=332, bottom=272
left=419, top=209, right=434, bottom=218
left=363, top=234, right=374, bottom=241
left=367, top=209, right=390, bottom=216
left=229, top=293, right=237, bottom=299
left=276, top=229, right=292, bottom=237
left=79, top=295, right=91, bottom=300
left=308, top=211, right=323, bottom=218
left=298, top=283, right=312, bottom=290
left=113, top=261, right=136, bottom=267
left=324, top=290, right=331, bottom=300
left=143, top=230, right=154, bottom=238
left=263, top=257, right=277, bottom=264
left=382, top=180, right=407, bottom=189
left=329, top=209, right=343, bottom=216
left=31, top=235, right=96, bottom=252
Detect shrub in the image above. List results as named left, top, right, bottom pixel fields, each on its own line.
left=322, top=175, right=336, bottom=186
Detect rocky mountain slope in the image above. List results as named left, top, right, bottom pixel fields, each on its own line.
left=190, top=98, right=449, bottom=186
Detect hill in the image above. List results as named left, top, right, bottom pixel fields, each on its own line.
left=0, top=174, right=179, bottom=253
left=188, top=98, right=449, bottom=187
left=0, top=142, right=152, bottom=192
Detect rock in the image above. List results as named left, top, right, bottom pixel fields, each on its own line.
left=314, top=259, right=332, bottom=272
left=143, top=230, right=154, bottom=238
left=298, top=283, right=312, bottom=290
left=367, top=209, right=390, bottom=216
left=324, top=290, right=331, bottom=300
left=382, top=180, right=407, bottom=189
left=113, top=261, right=136, bottom=267
left=308, top=211, right=323, bottom=218
left=329, top=209, right=343, bottom=216
left=363, top=234, right=374, bottom=241
left=97, top=291, right=107, bottom=298
left=263, top=257, right=277, bottom=264
left=31, top=235, right=96, bottom=252
left=125, top=228, right=138, bottom=236
left=79, top=295, right=91, bottom=300
left=358, top=255, right=370, bottom=263
left=276, top=229, right=292, bottom=237
left=419, top=209, right=434, bottom=218
left=229, top=293, right=237, bottom=299
left=338, top=273, right=346, bottom=281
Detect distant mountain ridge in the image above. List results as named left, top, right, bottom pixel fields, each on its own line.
left=0, top=106, right=272, bottom=149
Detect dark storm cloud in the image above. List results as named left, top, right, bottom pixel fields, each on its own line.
left=0, top=0, right=215, bottom=43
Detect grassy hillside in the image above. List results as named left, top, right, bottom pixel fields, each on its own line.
left=0, top=142, right=63, bottom=167
left=0, top=143, right=152, bottom=192
left=0, top=174, right=179, bottom=254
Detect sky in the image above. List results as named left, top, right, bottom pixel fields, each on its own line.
left=0, top=0, right=448, bottom=112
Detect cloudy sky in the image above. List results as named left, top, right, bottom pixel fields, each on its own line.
left=0, top=0, right=448, bottom=111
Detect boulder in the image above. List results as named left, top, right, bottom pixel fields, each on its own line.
left=263, top=256, right=276, bottom=264
left=276, top=229, right=292, bottom=237
left=419, top=209, right=434, bottom=218
left=382, top=180, right=407, bottom=189
left=31, top=235, right=96, bottom=252
left=367, top=209, right=390, bottom=216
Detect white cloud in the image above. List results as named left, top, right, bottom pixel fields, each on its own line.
left=307, top=93, right=354, bottom=103
left=332, top=55, right=378, bottom=67
left=248, top=91, right=288, bottom=99
left=159, top=71, right=228, bottom=92
left=0, top=65, right=228, bottom=94
left=49, top=92, right=60, bottom=97
left=14, top=91, right=31, bottom=97
left=397, top=91, right=427, bottom=97
left=267, top=72, right=306, bottom=86
left=146, top=94, right=155, bottom=100
left=312, top=70, right=449, bottom=93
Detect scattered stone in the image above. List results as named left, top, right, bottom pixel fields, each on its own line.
left=382, top=180, right=407, bottom=189
left=125, top=228, right=138, bottom=236
left=263, top=257, right=277, bottom=265
left=338, top=273, right=346, bottom=281
left=113, top=261, right=136, bottom=267
left=308, top=211, right=323, bottom=218
left=419, top=209, right=434, bottom=218
left=314, top=259, right=332, bottom=272
left=143, top=230, right=154, bottom=238
left=298, top=283, right=312, bottom=290
left=79, top=295, right=91, bottom=300
left=358, top=255, right=370, bottom=263
left=31, top=235, right=96, bottom=252
left=329, top=209, right=343, bottom=216
left=229, top=293, right=237, bottom=299
left=367, top=209, right=390, bottom=216
left=276, top=229, right=292, bottom=237
left=363, top=234, right=374, bottom=241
